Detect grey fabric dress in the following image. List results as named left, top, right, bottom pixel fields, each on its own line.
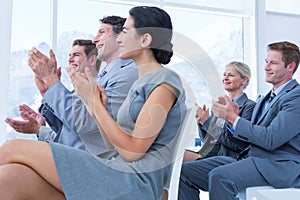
left=50, top=67, right=187, bottom=200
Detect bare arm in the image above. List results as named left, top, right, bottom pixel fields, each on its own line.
left=95, top=84, right=176, bottom=161
left=73, top=68, right=176, bottom=161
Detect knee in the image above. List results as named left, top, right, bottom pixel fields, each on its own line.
left=179, top=163, right=199, bottom=191
left=179, top=163, right=191, bottom=183
left=0, top=140, right=22, bottom=163
left=208, top=166, right=228, bottom=186
left=0, top=164, right=31, bottom=198
left=0, top=164, right=25, bottom=187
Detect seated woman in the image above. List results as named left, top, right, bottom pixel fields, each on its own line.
left=184, top=61, right=255, bottom=162
left=0, top=6, right=186, bottom=200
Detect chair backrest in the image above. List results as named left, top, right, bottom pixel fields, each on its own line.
left=167, top=107, right=197, bottom=199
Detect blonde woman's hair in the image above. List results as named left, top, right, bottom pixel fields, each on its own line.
left=226, top=61, right=251, bottom=89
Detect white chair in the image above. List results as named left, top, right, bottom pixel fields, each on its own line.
left=201, top=189, right=245, bottom=200
left=166, top=107, right=197, bottom=200
left=245, top=186, right=300, bottom=200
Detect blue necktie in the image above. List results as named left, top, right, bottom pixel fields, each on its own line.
left=269, top=91, right=276, bottom=102
left=99, top=66, right=108, bottom=77
left=256, top=91, right=275, bottom=123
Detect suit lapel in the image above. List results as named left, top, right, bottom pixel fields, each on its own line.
left=255, top=79, right=299, bottom=124
left=235, top=93, right=247, bottom=109
left=256, top=91, right=275, bottom=124
left=252, top=95, right=267, bottom=123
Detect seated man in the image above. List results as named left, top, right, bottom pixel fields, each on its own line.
left=6, top=39, right=101, bottom=142
left=6, top=16, right=138, bottom=155
left=179, top=41, right=300, bottom=199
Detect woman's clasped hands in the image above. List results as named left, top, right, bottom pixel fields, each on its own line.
left=67, top=67, right=108, bottom=117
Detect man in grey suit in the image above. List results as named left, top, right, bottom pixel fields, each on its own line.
left=178, top=41, right=300, bottom=199
left=6, top=39, right=101, bottom=141
left=26, top=16, right=138, bottom=155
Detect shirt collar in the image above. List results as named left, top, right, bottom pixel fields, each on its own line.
left=232, top=92, right=244, bottom=103
left=272, top=79, right=293, bottom=95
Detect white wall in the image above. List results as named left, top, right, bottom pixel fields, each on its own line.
left=256, top=0, right=300, bottom=95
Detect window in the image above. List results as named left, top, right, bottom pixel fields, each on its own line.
left=6, top=0, right=51, bottom=140
left=165, top=8, right=244, bottom=106
left=5, top=0, right=251, bottom=144
left=57, top=0, right=246, bottom=108
left=56, top=0, right=132, bottom=89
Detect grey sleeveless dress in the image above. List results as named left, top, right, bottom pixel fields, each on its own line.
left=50, top=67, right=186, bottom=200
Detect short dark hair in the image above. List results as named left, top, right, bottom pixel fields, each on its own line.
left=267, top=41, right=300, bottom=74
left=72, top=39, right=101, bottom=72
left=100, top=16, right=126, bottom=34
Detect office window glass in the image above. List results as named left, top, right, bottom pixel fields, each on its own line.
left=165, top=8, right=244, bottom=106
left=6, top=0, right=246, bottom=141
left=57, top=0, right=132, bottom=89
left=7, top=0, right=51, bottom=136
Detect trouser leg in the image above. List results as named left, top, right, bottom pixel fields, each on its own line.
left=209, top=157, right=269, bottom=200
left=178, top=156, right=236, bottom=200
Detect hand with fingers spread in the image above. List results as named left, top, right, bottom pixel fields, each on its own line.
left=27, top=48, right=61, bottom=94
left=19, top=104, right=46, bottom=126
left=195, top=103, right=210, bottom=125
left=5, top=104, right=45, bottom=134
left=212, top=95, right=239, bottom=125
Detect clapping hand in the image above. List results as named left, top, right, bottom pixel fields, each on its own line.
left=28, top=48, right=61, bottom=94
left=68, top=67, right=108, bottom=118
left=5, top=104, right=45, bottom=134
left=195, top=103, right=210, bottom=125
left=212, top=95, right=239, bottom=125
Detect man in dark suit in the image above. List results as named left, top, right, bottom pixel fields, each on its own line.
left=178, top=41, right=300, bottom=199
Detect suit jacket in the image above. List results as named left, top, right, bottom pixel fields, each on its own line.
left=39, top=59, right=138, bottom=155
left=235, top=79, right=300, bottom=188
left=199, top=93, right=255, bottom=158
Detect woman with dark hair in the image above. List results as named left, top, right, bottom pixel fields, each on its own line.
left=0, top=6, right=186, bottom=200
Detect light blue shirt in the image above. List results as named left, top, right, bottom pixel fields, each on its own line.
left=231, top=80, right=293, bottom=132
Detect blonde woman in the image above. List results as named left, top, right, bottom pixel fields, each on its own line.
left=184, top=61, right=255, bottom=162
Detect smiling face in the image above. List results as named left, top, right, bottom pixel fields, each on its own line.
left=117, top=16, right=143, bottom=61
left=93, top=23, right=120, bottom=64
left=222, top=64, right=247, bottom=93
left=264, top=49, right=293, bottom=89
left=68, top=45, right=89, bottom=73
